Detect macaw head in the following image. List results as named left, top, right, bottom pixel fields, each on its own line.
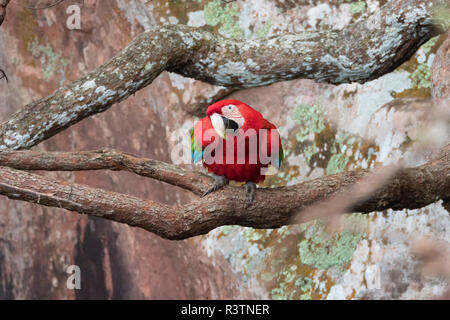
left=206, top=99, right=263, bottom=139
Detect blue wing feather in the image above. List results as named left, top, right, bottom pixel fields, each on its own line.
left=191, top=130, right=204, bottom=164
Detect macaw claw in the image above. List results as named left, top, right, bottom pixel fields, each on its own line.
left=244, top=182, right=256, bottom=207
left=201, top=175, right=229, bottom=197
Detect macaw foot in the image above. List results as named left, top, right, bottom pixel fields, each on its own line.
left=202, top=175, right=229, bottom=197
left=244, top=182, right=256, bottom=207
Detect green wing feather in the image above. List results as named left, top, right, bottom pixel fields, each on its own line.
left=277, top=142, right=284, bottom=169
left=191, top=130, right=204, bottom=164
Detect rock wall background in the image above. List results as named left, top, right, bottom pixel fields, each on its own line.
left=0, top=0, right=448, bottom=299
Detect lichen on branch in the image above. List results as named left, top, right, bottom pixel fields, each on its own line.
left=0, top=0, right=447, bottom=151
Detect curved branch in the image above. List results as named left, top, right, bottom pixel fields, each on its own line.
left=0, top=0, right=447, bottom=150
left=0, top=149, right=212, bottom=195
left=0, top=145, right=448, bottom=240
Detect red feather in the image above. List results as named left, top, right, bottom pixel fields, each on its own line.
left=193, top=100, right=283, bottom=183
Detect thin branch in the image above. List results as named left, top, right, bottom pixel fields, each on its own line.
left=0, top=149, right=212, bottom=195
left=0, top=0, right=447, bottom=150
left=0, top=145, right=447, bottom=240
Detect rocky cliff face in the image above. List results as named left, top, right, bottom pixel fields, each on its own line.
left=0, top=0, right=448, bottom=299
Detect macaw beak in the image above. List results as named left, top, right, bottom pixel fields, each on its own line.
left=210, top=113, right=239, bottom=140
left=222, top=116, right=239, bottom=131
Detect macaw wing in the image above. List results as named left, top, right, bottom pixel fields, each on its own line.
left=277, top=142, right=284, bottom=169
left=191, top=117, right=216, bottom=164
left=191, top=129, right=204, bottom=164
left=261, top=120, right=284, bottom=169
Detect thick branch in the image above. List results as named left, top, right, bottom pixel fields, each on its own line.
left=0, top=145, right=447, bottom=240
left=0, top=0, right=447, bottom=150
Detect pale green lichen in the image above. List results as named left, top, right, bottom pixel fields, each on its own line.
left=393, top=36, right=441, bottom=99
left=271, top=285, right=289, bottom=300
left=270, top=267, right=298, bottom=300
left=277, top=226, right=291, bottom=239
left=296, top=277, right=313, bottom=300
left=350, top=1, right=366, bottom=15
left=407, top=37, right=439, bottom=90
left=28, top=38, right=68, bottom=81
left=243, top=227, right=264, bottom=242
left=204, top=0, right=271, bottom=39
left=254, top=20, right=272, bottom=39
left=298, top=215, right=368, bottom=270
left=292, top=103, right=325, bottom=144
left=327, top=153, right=349, bottom=175
left=290, top=102, right=378, bottom=172
left=268, top=262, right=316, bottom=300
left=303, top=144, right=319, bottom=163
left=421, top=36, right=439, bottom=54
left=220, top=225, right=234, bottom=236
left=410, top=64, right=431, bottom=89
left=204, top=0, right=244, bottom=39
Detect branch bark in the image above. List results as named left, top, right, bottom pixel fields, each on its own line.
left=0, top=145, right=448, bottom=240
left=0, top=149, right=212, bottom=195
left=0, top=0, right=447, bottom=150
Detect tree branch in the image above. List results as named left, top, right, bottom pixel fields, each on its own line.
left=0, top=0, right=447, bottom=150
left=0, top=145, right=447, bottom=240
left=0, top=149, right=212, bottom=195
left=0, top=0, right=9, bottom=27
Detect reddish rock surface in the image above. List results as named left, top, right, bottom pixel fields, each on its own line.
left=0, top=1, right=245, bottom=299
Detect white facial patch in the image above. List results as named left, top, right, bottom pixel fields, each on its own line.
left=210, top=113, right=226, bottom=139
left=221, top=104, right=245, bottom=127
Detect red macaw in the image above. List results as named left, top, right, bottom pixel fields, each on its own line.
left=191, top=99, right=284, bottom=205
